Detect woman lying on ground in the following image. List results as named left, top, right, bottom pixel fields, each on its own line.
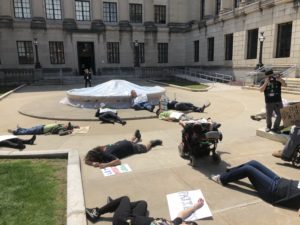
left=211, top=160, right=300, bottom=216
left=86, top=195, right=204, bottom=225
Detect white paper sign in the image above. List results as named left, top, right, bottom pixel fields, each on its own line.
left=101, top=164, right=132, bottom=177
left=166, top=189, right=212, bottom=221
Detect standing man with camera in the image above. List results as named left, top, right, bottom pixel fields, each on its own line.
left=260, top=69, right=286, bottom=132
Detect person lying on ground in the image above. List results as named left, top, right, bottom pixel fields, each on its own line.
left=167, top=100, right=211, bottom=113
left=156, top=109, right=192, bottom=122
left=130, top=90, right=155, bottom=112
left=95, top=108, right=126, bottom=125
left=179, top=118, right=221, bottom=131
left=8, top=122, right=79, bottom=136
left=211, top=160, right=300, bottom=216
left=85, top=130, right=162, bottom=168
left=0, top=134, right=36, bottom=150
left=272, top=122, right=300, bottom=162
left=86, top=195, right=204, bottom=224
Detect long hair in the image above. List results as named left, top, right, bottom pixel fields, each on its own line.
left=85, top=146, right=105, bottom=163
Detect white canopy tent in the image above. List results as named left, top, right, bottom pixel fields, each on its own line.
left=60, top=79, right=166, bottom=109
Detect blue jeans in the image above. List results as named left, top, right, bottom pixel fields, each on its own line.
left=220, top=160, right=280, bottom=203
left=14, top=125, right=44, bottom=135
left=132, top=102, right=153, bottom=112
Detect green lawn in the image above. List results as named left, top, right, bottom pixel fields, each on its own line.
left=0, top=86, right=17, bottom=95
left=158, top=78, right=208, bottom=89
left=0, top=159, right=67, bottom=225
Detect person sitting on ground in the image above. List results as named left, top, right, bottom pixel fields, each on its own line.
left=8, top=122, right=79, bottom=136
left=95, top=107, right=126, bottom=126
left=179, top=118, right=221, bottom=132
left=211, top=160, right=300, bottom=216
left=272, top=121, right=300, bottom=162
left=86, top=195, right=204, bottom=224
left=156, top=109, right=192, bottom=122
left=167, top=100, right=211, bottom=113
left=130, top=90, right=155, bottom=112
left=0, top=134, right=36, bottom=150
left=85, top=130, right=162, bottom=168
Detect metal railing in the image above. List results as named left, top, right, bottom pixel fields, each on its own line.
left=169, top=68, right=233, bottom=84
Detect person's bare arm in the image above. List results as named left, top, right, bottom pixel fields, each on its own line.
left=276, top=76, right=287, bottom=87
left=177, top=198, right=204, bottom=219
left=179, top=120, right=186, bottom=127
left=98, top=159, right=121, bottom=168
left=260, top=78, right=269, bottom=92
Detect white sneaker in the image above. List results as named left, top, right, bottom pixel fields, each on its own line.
left=211, top=174, right=222, bottom=184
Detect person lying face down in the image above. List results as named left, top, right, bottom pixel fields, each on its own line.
left=85, top=130, right=162, bottom=169
left=211, top=160, right=300, bottom=216
left=86, top=195, right=204, bottom=225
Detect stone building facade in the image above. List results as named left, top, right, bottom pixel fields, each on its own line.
left=0, top=0, right=299, bottom=77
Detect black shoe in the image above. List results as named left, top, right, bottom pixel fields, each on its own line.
left=271, top=128, right=281, bottom=134
left=150, top=139, right=163, bottom=148
left=86, top=208, right=100, bottom=223
left=134, top=130, right=141, bottom=141
left=107, top=196, right=113, bottom=204
left=150, top=105, right=155, bottom=112
left=121, top=121, right=127, bottom=126
left=265, top=127, right=271, bottom=132
left=29, top=135, right=36, bottom=145
left=18, top=143, right=26, bottom=151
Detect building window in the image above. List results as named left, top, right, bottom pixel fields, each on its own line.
left=130, top=4, right=142, bottom=23
left=107, top=42, right=120, bottom=63
left=158, top=43, right=168, bottom=63
left=75, top=0, right=90, bottom=21
left=45, top=0, right=62, bottom=20
left=208, top=37, right=214, bottom=61
left=276, top=22, right=292, bottom=58
left=49, top=42, right=65, bottom=64
left=246, top=28, right=258, bottom=59
left=154, top=5, right=166, bottom=24
left=194, top=40, right=199, bottom=62
left=17, top=41, right=34, bottom=64
left=200, top=0, right=205, bottom=20
left=234, top=0, right=240, bottom=8
left=225, top=33, right=233, bottom=60
left=14, top=0, right=31, bottom=18
left=103, top=2, right=118, bottom=22
left=215, top=0, right=221, bottom=15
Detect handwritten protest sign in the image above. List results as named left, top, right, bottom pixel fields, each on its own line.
left=101, top=164, right=132, bottom=177
left=166, top=189, right=212, bottom=221
left=281, top=103, right=300, bottom=127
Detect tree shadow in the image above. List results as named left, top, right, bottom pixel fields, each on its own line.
left=276, top=162, right=299, bottom=170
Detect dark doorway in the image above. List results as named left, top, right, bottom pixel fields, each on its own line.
left=77, top=42, right=95, bottom=75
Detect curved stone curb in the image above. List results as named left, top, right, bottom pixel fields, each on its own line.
left=18, top=110, right=157, bottom=121
left=148, top=80, right=210, bottom=92
left=0, top=84, right=27, bottom=101
left=0, top=149, right=87, bottom=225
left=256, top=128, right=289, bottom=144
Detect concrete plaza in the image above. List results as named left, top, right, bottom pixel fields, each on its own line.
left=0, top=81, right=299, bottom=225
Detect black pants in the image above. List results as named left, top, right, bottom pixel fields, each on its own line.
left=168, top=101, right=203, bottom=112
left=0, top=138, right=31, bottom=149
left=97, top=112, right=125, bottom=125
left=282, top=126, right=300, bottom=161
left=96, top=196, right=152, bottom=225
left=85, top=80, right=91, bottom=87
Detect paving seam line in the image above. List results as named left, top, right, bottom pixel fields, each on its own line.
left=0, top=84, right=26, bottom=101
left=212, top=199, right=262, bottom=214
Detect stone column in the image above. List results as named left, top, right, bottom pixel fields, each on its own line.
left=63, top=0, right=75, bottom=19
left=92, top=0, right=101, bottom=20
left=144, top=0, right=154, bottom=22
left=221, top=0, right=233, bottom=12
left=0, top=1, right=12, bottom=16
left=31, top=0, right=45, bottom=17
left=119, top=0, right=129, bottom=21
left=204, top=0, right=214, bottom=18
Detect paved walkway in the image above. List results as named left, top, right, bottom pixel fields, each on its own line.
left=0, top=82, right=299, bottom=225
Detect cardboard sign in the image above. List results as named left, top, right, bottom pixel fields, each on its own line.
left=281, top=103, right=300, bottom=127
left=166, top=189, right=212, bottom=221
left=101, top=164, right=132, bottom=177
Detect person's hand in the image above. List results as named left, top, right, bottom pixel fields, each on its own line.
left=92, top=162, right=99, bottom=167
left=193, top=198, right=204, bottom=211
left=264, top=77, right=270, bottom=84
left=98, top=163, right=107, bottom=169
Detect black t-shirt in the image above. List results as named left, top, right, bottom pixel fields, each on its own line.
left=273, top=178, right=300, bottom=209
left=106, top=140, right=146, bottom=159
left=260, top=77, right=282, bottom=103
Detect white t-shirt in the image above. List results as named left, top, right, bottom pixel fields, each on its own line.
left=133, top=94, right=148, bottom=105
